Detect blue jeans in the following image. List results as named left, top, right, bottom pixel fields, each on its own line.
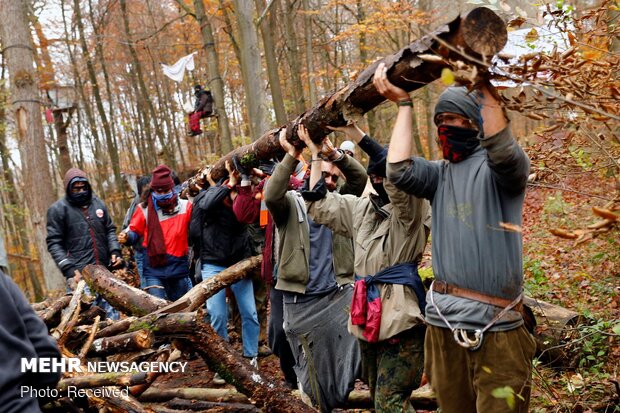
left=135, top=249, right=145, bottom=288
left=144, top=275, right=192, bottom=301
left=201, top=262, right=259, bottom=357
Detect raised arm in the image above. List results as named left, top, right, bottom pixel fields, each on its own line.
left=479, top=86, right=530, bottom=193
left=264, top=128, right=300, bottom=225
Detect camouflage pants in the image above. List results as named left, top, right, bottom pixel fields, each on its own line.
left=360, top=325, right=425, bottom=413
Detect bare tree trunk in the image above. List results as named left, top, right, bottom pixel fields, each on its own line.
left=301, top=0, right=316, bottom=104
left=230, top=0, right=271, bottom=141
left=255, top=0, right=287, bottom=125
left=61, top=0, right=106, bottom=194
left=119, top=0, right=174, bottom=168
left=411, top=103, right=426, bottom=157
left=356, top=0, right=376, bottom=137
left=53, top=108, right=74, bottom=175
left=74, top=0, right=122, bottom=186
left=0, top=0, right=65, bottom=291
left=87, top=0, right=122, bottom=172
left=420, top=0, right=436, bottom=160
left=190, top=0, right=233, bottom=154
left=282, top=0, right=306, bottom=114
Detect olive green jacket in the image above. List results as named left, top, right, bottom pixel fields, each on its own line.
left=264, top=153, right=367, bottom=294
left=307, top=177, right=430, bottom=340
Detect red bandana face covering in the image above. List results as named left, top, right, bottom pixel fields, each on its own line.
left=437, top=125, right=480, bottom=163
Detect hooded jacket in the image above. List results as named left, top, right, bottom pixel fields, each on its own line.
left=46, top=169, right=121, bottom=278
left=0, top=271, right=61, bottom=412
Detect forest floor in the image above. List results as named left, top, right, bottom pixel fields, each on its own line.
left=150, top=172, right=619, bottom=412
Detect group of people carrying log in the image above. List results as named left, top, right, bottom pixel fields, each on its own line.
left=4, top=65, right=535, bottom=413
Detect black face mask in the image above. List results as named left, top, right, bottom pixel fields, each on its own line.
left=68, top=190, right=92, bottom=207
left=371, top=181, right=390, bottom=206
left=437, top=125, right=480, bottom=163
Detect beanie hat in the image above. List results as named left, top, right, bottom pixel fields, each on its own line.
left=434, top=86, right=482, bottom=129
left=150, top=165, right=174, bottom=192
left=340, top=140, right=355, bottom=154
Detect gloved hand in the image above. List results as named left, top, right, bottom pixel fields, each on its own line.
left=232, top=154, right=251, bottom=183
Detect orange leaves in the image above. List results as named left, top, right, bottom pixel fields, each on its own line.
left=549, top=228, right=578, bottom=239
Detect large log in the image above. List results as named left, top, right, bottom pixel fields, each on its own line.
left=195, top=7, right=506, bottom=183
left=57, top=372, right=148, bottom=391
left=162, top=397, right=258, bottom=412
left=82, top=265, right=169, bottom=316
left=139, top=388, right=249, bottom=403
left=88, top=329, right=154, bottom=357
left=524, top=296, right=583, bottom=366
left=92, top=270, right=313, bottom=412
left=39, top=295, right=72, bottom=327
left=188, top=316, right=315, bottom=413
left=173, top=255, right=262, bottom=312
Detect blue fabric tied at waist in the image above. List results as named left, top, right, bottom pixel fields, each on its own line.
left=351, top=262, right=426, bottom=342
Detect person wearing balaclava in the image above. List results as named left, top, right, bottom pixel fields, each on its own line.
left=46, top=168, right=122, bottom=319
left=378, top=60, right=534, bottom=413
left=299, top=123, right=430, bottom=413
left=119, top=165, right=193, bottom=301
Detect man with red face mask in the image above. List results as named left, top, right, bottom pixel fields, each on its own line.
left=375, top=62, right=535, bottom=413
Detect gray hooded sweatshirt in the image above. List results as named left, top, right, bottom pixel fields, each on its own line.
left=387, top=87, right=530, bottom=332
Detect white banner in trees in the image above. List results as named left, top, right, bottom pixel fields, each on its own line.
left=161, top=52, right=197, bottom=83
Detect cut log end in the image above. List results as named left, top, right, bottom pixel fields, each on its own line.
left=461, top=7, right=508, bottom=57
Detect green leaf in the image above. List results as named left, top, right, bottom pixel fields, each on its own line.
left=441, top=68, right=455, bottom=86
left=612, top=323, right=620, bottom=335
left=492, top=386, right=516, bottom=409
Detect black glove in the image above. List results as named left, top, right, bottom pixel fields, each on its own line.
left=232, top=154, right=250, bottom=182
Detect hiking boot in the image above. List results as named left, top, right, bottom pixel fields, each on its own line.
left=250, top=357, right=258, bottom=369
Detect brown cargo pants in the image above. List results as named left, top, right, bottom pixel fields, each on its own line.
left=425, top=324, right=536, bottom=413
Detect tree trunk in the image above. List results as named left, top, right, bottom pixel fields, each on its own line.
left=74, top=0, right=122, bottom=186
left=411, top=103, right=426, bottom=157
left=0, top=0, right=65, bottom=292
left=301, top=0, right=316, bottom=105
left=231, top=0, right=271, bottom=141
left=89, top=329, right=154, bottom=356
left=188, top=318, right=316, bottom=413
left=198, top=7, right=507, bottom=182
left=161, top=398, right=258, bottom=412
left=39, top=295, right=72, bottom=326
left=524, top=296, right=583, bottom=367
left=57, top=372, right=148, bottom=391
left=81, top=264, right=169, bottom=316
left=192, top=0, right=233, bottom=154
left=356, top=0, right=376, bottom=138
left=255, top=0, right=287, bottom=125
left=53, top=108, right=74, bottom=175
left=282, top=0, right=306, bottom=114
left=61, top=0, right=107, bottom=194
left=119, top=0, right=173, bottom=168
left=139, top=388, right=249, bottom=403
left=176, top=255, right=261, bottom=312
